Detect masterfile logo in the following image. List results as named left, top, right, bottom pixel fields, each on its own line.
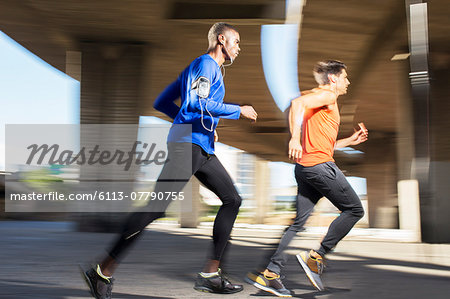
left=25, top=141, right=167, bottom=171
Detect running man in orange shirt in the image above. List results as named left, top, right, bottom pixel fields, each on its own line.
left=246, top=60, right=368, bottom=297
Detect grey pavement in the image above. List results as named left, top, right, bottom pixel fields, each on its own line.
left=1, top=220, right=449, bottom=299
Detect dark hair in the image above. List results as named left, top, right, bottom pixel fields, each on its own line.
left=207, top=22, right=238, bottom=51
left=313, top=60, right=347, bottom=85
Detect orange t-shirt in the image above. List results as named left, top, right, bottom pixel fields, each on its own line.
left=296, top=105, right=340, bottom=166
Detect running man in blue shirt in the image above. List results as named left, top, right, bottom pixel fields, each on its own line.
left=82, top=22, right=257, bottom=298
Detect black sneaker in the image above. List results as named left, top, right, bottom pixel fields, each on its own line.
left=194, top=269, right=243, bottom=294
left=80, top=265, right=114, bottom=299
left=245, top=270, right=292, bottom=297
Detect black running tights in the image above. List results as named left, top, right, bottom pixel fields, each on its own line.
left=108, top=143, right=242, bottom=262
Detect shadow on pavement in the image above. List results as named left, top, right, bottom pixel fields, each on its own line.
left=1, top=221, right=450, bottom=298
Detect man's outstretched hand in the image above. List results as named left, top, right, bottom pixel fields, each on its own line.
left=348, top=123, right=369, bottom=146
left=240, top=105, right=258, bottom=121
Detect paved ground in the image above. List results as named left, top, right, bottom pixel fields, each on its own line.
left=1, top=220, right=449, bottom=299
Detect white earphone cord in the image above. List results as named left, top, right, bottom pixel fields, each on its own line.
left=199, top=42, right=233, bottom=132
left=199, top=78, right=223, bottom=132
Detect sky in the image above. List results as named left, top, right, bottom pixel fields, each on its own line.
left=0, top=31, right=80, bottom=170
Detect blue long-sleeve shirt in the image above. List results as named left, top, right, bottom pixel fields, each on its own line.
left=153, top=54, right=241, bottom=154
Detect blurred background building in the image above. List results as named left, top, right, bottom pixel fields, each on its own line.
left=1, top=0, right=449, bottom=242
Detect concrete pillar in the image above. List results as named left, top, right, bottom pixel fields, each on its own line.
left=75, top=43, right=148, bottom=232
left=80, top=43, right=146, bottom=124
left=180, top=178, right=201, bottom=228
left=364, top=137, right=398, bottom=228
left=398, top=180, right=421, bottom=242
left=427, top=52, right=450, bottom=242
left=79, top=42, right=146, bottom=179
left=254, top=157, right=270, bottom=224
left=395, top=60, right=416, bottom=182
left=394, top=55, right=421, bottom=240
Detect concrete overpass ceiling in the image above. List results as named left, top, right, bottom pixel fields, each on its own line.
left=0, top=0, right=72, bottom=70
left=21, top=0, right=168, bottom=43
left=298, top=0, right=408, bottom=136
left=169, top=1, right=285, bottom=20
left=12, top=1, right=284, bottom=45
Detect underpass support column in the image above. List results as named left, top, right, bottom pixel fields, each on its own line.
left=254, top=157, right=270, bottom=224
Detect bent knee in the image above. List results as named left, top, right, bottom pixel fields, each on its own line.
left=233, top=196, right=242, bottom=210
left=228, top=195, right=242, bottom=211
left=220, top=192, right=242, bottom=212
left=352, top=206, right=365, bottom=219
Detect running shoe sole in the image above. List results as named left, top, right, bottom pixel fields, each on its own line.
left=193, top=285, right=242, bottom=294
left=193, top=285, right=214, bottom=293
left=244, top=276, right=292, bottom=297
left=79, top=264, right=98, bottom=299
left=296, top=253, right=324, bottom=291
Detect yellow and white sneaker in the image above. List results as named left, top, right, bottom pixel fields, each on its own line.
left=296, top=250, right=325, bottom=291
